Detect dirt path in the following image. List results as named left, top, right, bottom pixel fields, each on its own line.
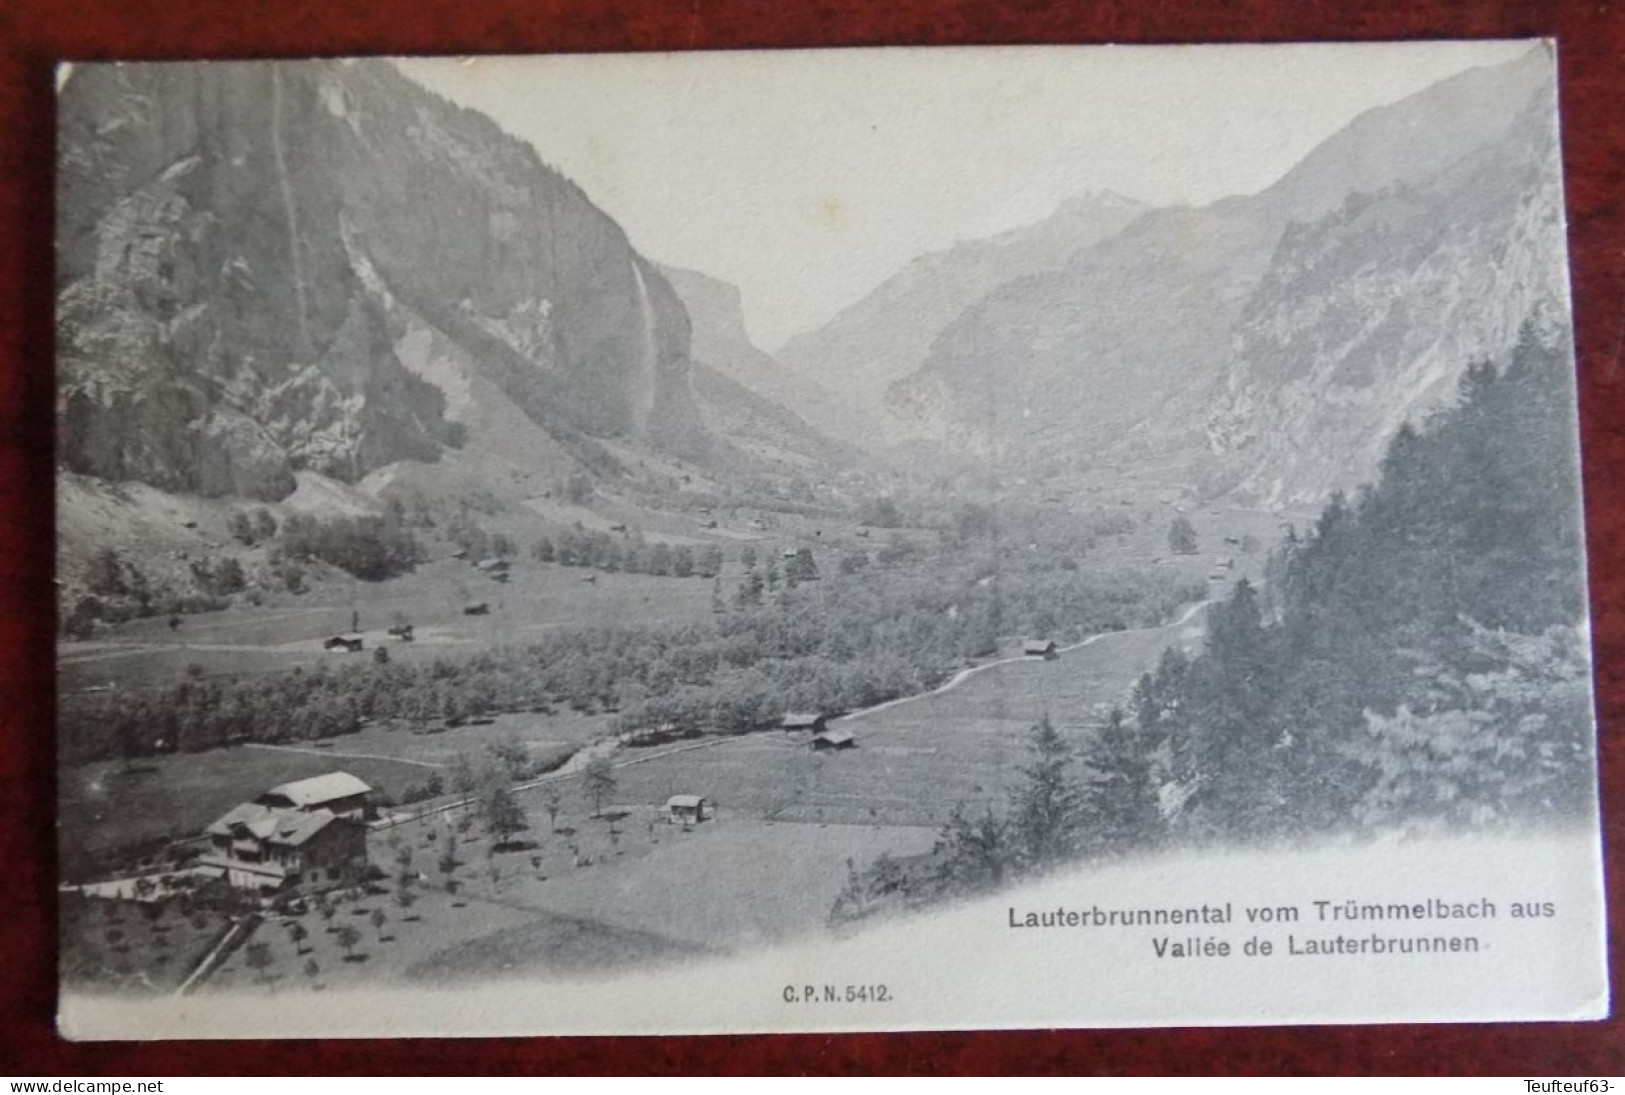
left=834, top=598, right=1212, bottom=726
left=243, top=742, right=444, bottom=770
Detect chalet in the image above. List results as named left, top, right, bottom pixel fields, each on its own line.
left=780, top=547, right=800, bottom=559
left=475, top=558, right=510, bottom=573
left=387, top=624, right=414, bottom=641
left=463, top=603, right=490, bottom=616
left=810, top=729, right=856, bottom=751
left=1023, top=639, right=1059, bottom=660
left=665, top=794, right=713, bottom=826
left=781, top=712, right=827, bottom=734
left=323, top=635, right=364, bottom=653
left=256, top=771, right=373, bottom=820
left=200, top=804, right=368, bottom=895
left=200, top=771, right=373, bottom=895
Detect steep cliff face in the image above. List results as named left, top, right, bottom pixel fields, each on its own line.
left=883, top=203, right=1276, bottom=459
left=1202, top=85, right=1569, bottom=504
left=777, top=191, right=1146, bottom=448
left=874, top=49, right=1567, bottom=498
left=56, top=60, right=700, bottom=501
left=657, top=263, right=864, bottom=470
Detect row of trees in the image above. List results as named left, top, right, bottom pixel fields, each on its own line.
left=278, top=511, right=425, bottom=581
left=533, top=529, right=726, bottom=579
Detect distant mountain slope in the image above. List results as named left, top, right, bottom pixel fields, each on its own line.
left=1201, top=79, right=1568, bottom=504
left=775, top=191, right=1146, bottom=443
left=56, top=59, right=703, bottom=503
left=656, top=263, right=864, bottom=463
left=879, top=48, right=1566, bottom=499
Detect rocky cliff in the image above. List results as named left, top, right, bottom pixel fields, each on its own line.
left=1201, top=83, right=1569, bottom=504
left=777, top=191, right=1146, bottom=448
left=873, top=48, right=1568, bottom=500
left=57, top=60, right=702, bottom=501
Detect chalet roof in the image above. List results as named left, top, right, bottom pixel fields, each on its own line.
left=666, top=794, right=708, bottom=809
left=274, top=808, right=342, bottom=846
left=1023, top=639, right=1058, bottom=654
left=812, top=729, right=855, bottom=746
left=205, top=803, right=345, bottom=845
left=781, top=712, right=825, bottom=729
left=260, top=771, right=372, bottom=808
left=206, top=801, right=276, bottom=838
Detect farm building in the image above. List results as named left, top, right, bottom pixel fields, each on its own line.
left=1023, top=639, right=1059, bottom=660
left=810, top=729, right=856, bottom=751
left=475, top=558, right=510, bottom=573
left=781, top=712, right=827, bottom=734
left=255, top=771, right=373, bottom=821
left=323, top=635, right=364, bottom=653
left=200, top=805, right=368, bottom=895
left=665, top=794, right=713, bottom=826
left=463, top=603, right=491, bottom=615
left=387, top=624, right=414, bottom=641
left=201, top=771, right=373, bottom=894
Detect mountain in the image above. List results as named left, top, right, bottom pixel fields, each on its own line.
left=877, top=47, right=1566, bottom=499
left=56, top=59, right=704, bottom=503
left=1201, top=64, right=1569, bottom=504
left=775, top=190, right=1146, bottom=444
left=655, top=264, right=864, bottom=471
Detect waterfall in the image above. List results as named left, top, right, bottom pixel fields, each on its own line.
left=629, top=261, right=660, bottom=436
left=270, top=64, right=312, bottom=356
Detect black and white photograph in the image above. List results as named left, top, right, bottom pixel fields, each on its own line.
left=53, top=41, right=1607, bottom=1038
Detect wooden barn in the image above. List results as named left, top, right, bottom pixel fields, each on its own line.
left=781, top=712, right=828, bottom=734
left=665, top=794, right=713, bottom=826
left=1023, top=639, right=1059, bottom=660
left=810, top=729, right=856, bottom=751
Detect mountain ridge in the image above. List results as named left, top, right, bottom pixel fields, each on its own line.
left=868, top=48, right=1567, bottom=502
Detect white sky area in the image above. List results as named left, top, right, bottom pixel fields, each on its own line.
left=398, top=41, right=1534, bottom=351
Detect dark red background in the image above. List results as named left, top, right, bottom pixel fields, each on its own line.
left=3, top=0, right=1622, bottom=1075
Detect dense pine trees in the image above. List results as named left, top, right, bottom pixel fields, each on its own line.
left=1152, top=322, right=1592, bottom=839
left=835, top=322, right=1595, bottom=923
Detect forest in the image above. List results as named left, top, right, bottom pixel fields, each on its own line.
left=833, top=323, right=1597, bottom=924
left=61, top=502, right=1200, bottom=764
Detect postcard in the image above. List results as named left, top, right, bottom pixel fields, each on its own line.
left=54, top=41, right=1607, bottom=1038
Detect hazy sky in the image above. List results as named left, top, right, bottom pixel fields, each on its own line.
left=399, top=41, right=1533, bottom=351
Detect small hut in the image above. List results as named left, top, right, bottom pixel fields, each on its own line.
left=781, top=712, right=827, bottom=734
left=810, top=729, right=856, bottom=752
left=665, top=794, right=713, bottom=826
left=1023, top=639, right=1059, bottom=660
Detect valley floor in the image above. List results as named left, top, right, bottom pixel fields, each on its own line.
left=177, top=598, right=1214, bottom=993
